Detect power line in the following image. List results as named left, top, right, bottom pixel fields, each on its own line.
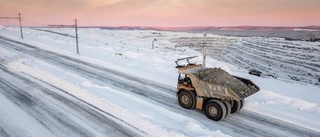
left=0, top=17, right=19, bottom=19
left=49, top=19, right=79, bottom=55
left=0, top=19, right=19, bottom=25
left=22, top=19, right=48, bottom=26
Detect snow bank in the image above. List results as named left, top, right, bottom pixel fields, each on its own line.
left=185, top=121, right=231, bottom=137
left=0, top=47, right=17, bottom=58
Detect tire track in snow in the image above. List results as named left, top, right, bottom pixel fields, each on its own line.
left=239, top=110, right=320, bottom=137
left=0, top=65, right=140, bottom=137
left=0, top=126, right=10, bottom=137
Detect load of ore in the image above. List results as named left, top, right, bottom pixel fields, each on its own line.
left=195, top=68, right=256, bottom=98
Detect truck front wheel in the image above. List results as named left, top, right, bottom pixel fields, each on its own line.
left=240, top=99, right=245, bottom=110
left=204, top=99, right=226, bottom=121
left=178, top=90, right=196, bottom=109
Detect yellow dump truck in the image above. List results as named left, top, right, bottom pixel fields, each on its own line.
left=175, top=56, right=260, bottom=121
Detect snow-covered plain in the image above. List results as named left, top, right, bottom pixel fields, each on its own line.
left=0, top=26, right=319, bottom=137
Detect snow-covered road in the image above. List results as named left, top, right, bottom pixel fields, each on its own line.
left=0, top=62, right=140, bottom=137
left=1, top=35, right=319, bottom=137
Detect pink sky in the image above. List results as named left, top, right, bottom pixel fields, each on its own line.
left=1, top=0, right=319, bottom=27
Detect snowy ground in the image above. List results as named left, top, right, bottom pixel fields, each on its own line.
left=0, top=26, right=319, bottom=137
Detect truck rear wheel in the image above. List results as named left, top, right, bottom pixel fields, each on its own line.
left=231, top=100, right=241, bottom=113
left=223, top=100, right=231, bottom=118
left=204, top=99, right=226, bottom=121
left=178, top=90, right=195, bottom=109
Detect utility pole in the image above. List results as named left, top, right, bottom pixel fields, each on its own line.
left=48, top=19, right=79, bottom=54
left=202, top=33, right=207, bottom=67
left=0, top=13, right=23, bottom=39
left=18, top=13, right=23, bottom=39
left=152, top=39, right=156, bottom=49
left=310, top=32, right=315, bottom=42
left=75, top=19, right=79, bottom=54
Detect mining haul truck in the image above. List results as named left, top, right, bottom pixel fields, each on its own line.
left=175, top=56, right=260, bottom=121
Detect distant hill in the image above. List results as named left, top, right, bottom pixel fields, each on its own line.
left=38, top=25, right=320, bottom=41
left=41, top=25, right=320, bottom=31
left=91, top=26, right=320, bottom=31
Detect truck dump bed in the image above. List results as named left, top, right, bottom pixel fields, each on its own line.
left=179, top=66, right=259, bottom=101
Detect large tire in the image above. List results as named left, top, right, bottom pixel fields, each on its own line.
left=178, top=90, right=196, bottom=109
left=223, top=100, right=231, bottom=118
left=204, top=99, right=226, bottom=121
left=231, top=100, right=241, bottom=113
left=240, top=99, right=245, bottom=110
